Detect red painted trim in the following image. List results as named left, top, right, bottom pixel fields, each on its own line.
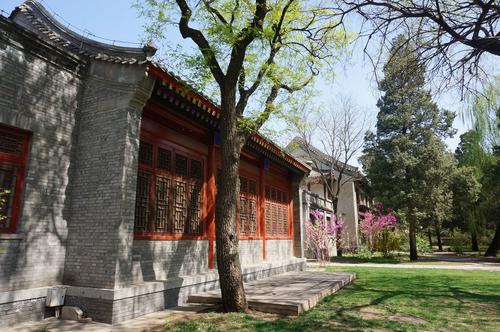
left=133, top=121, right=208, bottom=239
left=289, top=173, right=294, bottom=254
left=0, top=125, right=30, bottom=234
left=144, top=100, right=209, bottom=142
left=262, top=179, right=292, bottom=240
left=259, top=163, right=266, bottom=260
left=148, top=65, right=309, bottom=174
left=148, top=66, right=220, bottom=114
left=134, top=233, right=208, bottom=241
left=237, top=171, right=261, bottom=239
left=265, top=237, right=293, bottom=240
left=207, top=138, right=216, bottom=269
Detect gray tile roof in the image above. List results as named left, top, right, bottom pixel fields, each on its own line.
left=10, top=0, right=155, bottom=64
left=287, top=136, right=360, bottom=176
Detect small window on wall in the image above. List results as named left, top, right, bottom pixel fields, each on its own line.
left=264, top=185, right=289, bottom=237
left=239, top=176, right=258, bottom=236
left=134, top=140, right=204, bottom=236
left=0, top=125, right=30, bottom=233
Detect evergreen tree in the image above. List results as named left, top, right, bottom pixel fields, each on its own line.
left=453, top=131, right=485, bottom=252
left=361, top=35, right=455, bottom=260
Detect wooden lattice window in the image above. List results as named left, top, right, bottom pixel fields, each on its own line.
left=0, top=125, right=30, bottom=233
left=264, top=185, right=289, bottom=237
left=134, top=141, right=204, bottom=235
left=239, top=176, right=258, bottom=236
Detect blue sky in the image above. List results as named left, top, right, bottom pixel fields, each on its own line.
left=2, top=0, right=479, bottom=166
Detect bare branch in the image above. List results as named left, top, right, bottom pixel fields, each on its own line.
left=330, top=0, right=500, bottom=93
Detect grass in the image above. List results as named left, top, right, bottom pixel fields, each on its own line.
left=329, top=252, right=500, bottom=265
left=329, top=252, right=410, bottom=264
left=164, top=267, right=500, bottom=332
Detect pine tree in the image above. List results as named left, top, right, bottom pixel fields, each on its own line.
left=361, top=35, right=455, bottom=260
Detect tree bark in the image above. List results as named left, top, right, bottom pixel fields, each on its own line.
left=215, top=84, right=248, bottom=312
left=471, top=229, right=479, bottom=252
left=409, top=217, right=418, bottom=261
left=331, top=197, right=342, bottom=256
left=484, top=220, right=500, bottom=257
left=427, top=228, right=432, bottom=248
left=434, top=221, right=443, bottom=251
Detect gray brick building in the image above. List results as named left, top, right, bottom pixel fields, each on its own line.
left=0, top=1, right=308, bottom=327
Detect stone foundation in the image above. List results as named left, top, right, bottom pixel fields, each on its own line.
left=0, top=258, right=305, bottom=326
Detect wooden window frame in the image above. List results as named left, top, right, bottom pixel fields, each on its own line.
left=134, top=137, right=207, bottom=241
left=264, top=183, right=292, bottom=240
left=0, top=125, right=30, bottom=234
left=238, top=173, right=260, bottom=240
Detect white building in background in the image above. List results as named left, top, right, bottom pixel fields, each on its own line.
left=287, top=137, right=372, bottom=256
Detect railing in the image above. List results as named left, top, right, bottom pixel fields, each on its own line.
left=302, top=191, right=333, bottom=212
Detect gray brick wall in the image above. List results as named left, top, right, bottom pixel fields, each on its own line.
left=63, top=62, right=154, bottom=289
left=265, top=240, right=293, bottom=262
left=239, top=240, right=263, bottom=266
left=0, top=37, right=79, bottom=292
left=132, top=240, right=209, bottom=282
left=292, top=177, right=304, bottom=258
left=0, top=297, right=51, bottom=327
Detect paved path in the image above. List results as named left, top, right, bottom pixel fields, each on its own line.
left=2, top=304, right=212, bottom=332
left=188, top=271, right=356, bottom=315
left=309, top=261, right=500, bottom=271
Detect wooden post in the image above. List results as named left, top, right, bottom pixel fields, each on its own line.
left=207, top=137, right=216, bottom=269
left=289, top=173, right=294, bottom=256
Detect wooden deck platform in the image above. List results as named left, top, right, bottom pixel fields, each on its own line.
left=187, top=271, right=356, bottom=315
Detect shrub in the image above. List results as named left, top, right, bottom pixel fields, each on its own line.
left=449, top=230, right=469, bottom=254
left=356, top=244, right=373, bottom=260
left=416, top=234, right=433, bottom=254
left=374, top=229, right=404, bottom=256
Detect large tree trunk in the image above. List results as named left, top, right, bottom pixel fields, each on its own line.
left=471, top=229, right=479, bottom=252
left=409, top=217, right=418, bottom=261
left=434, top=221, right=443, bottom=251
left=484, top=220, right=500, bottom=257
left=215, top=86, right=248, bottom=312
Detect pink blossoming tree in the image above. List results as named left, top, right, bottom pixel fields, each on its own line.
left=305, top=210, right=344, bottom=261
left=359, top=203, right=397, bottom=252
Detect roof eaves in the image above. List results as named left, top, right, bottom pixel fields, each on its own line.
left=10, top=0, right=155, bottom=65
left=148, top=64, right=309, bottom=174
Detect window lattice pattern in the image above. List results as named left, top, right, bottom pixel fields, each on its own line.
left=264, top=185, right=289, bottom=237
left=173, top=180, right=187, bottom=232
left=134, top=141, right=203, bottom=235
left=239, top=176, right=257, bottom=235
left=155, top=175, right=170, bottom=232
left=188, top=160, right=202, bottom=233
left=0, top=165, right=17, bottom=229
left=0, top=125, right=29, bottom=232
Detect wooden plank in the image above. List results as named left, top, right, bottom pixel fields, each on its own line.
left=187, top=271, right=356, bottom=316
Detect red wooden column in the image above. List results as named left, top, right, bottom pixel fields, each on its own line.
left=207, top=138, right=216, bottom=269
left=289, top=172, right=294, bottom=256
left=259, top=161, right=266, bottom=260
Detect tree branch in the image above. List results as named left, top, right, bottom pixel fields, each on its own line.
left=175, top=0, right=225, bottom=84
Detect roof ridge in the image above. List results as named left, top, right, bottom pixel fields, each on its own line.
left=288, top=136, right=359, bottom=173
left=10, top=0, right=156, bottom=64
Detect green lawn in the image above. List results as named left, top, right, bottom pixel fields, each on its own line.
left=164, top=267, right=500, bottom=332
